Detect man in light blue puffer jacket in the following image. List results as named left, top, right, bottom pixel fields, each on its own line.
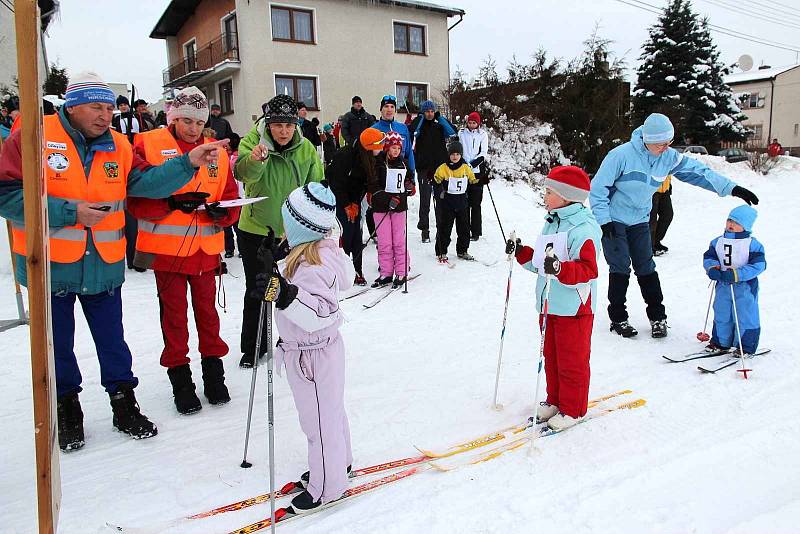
left=589, top=113, right=759, bottom=339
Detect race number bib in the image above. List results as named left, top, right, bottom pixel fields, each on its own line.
left=447, top=176, right=469, bottom=194
left=532, top=232, right=569, bottom=271
left=385, top=167, right=406, bottom=193
left=715, top=237, right=750, bottom=271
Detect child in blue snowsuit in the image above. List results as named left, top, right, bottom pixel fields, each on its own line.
left=703, top=205, right=766, bottom=354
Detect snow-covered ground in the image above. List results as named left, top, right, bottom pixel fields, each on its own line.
left=1, top=156, right=799, bottom=533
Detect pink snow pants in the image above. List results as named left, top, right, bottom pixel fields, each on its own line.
left=283, top=336, right=353, bottom=503
left=373, top=210, right=409, bottom=278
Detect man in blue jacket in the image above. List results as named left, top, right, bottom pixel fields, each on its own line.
left=589, top=113, right=759, bottom=339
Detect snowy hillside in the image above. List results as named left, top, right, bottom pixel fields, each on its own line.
left=1, top=158, right=799, bottom=533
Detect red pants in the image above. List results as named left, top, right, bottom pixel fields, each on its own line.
left=540, top=314, right=593, bottom=418
left=155, top=270, right=229, bottom=368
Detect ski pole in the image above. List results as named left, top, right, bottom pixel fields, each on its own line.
left=528, top=253, right=553, bottom=455
left=350, top=209, right=391, bottom=265
left=492, top=230, right=516, bottom=411
left=265, top=297, right=277, bottom=533
left=729, top=284, right=752, bottom=379
left=241, top=298, right=268, bottom=468
left=696, top=281, right=716, bottom=342
left=403, top=204, right=409, bottom=294
left=485, top=183, right=507, bottom=242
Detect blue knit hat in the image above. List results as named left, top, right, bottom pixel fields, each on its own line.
left=64, top=71, right=116, bottom=108
left=728, top=204, right=757, bottom=232
left=642, top=113, right=675, bottom=144
left=281, top=182, right=337, bottom=247
left=420, top=100, right=436, bottom=112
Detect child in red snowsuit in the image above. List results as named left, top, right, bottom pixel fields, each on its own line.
left=508, top=166, right=601, bottom=430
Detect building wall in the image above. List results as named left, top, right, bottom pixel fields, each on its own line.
left=0, top=8, right=17, bottom=91
left=730, top=79, right=772, bottom=144
left=772, top=67, right=800, bottom=150
left=230, top=0, right=453, bottom=135
left=171, top=0, right=236, bottom=69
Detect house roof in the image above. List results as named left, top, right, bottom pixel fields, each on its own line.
left=150, top=0, right=464, bottom=38
left=724, top=64, right=800, bottom=85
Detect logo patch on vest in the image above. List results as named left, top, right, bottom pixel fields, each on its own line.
left=103, top=162, right=120, bottom=179
left=46, top=141, right=68, bottom=151
left=161, top=148, right=179, bottom=157
left=47, top=152, right=70, bottom=172
left=207, top=162, right=219, bottom=178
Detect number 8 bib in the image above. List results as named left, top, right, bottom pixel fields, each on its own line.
left=385, top=167, right=406, bottom=194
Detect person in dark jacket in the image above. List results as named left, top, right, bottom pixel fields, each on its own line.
left=297, top=101, right=322, bottom=147
left=111, top=95, right=139, bottom=143
left=322, top=122, right=338, bottom=166
left=409, top=100, right=456, bottom=243
left=340, top=96, right=376, bottom=147
left=134, top=99, right=157, bottom=132
left=433, top=141, right=479, bottom=264
left=206, top=103, right=235, bottom=141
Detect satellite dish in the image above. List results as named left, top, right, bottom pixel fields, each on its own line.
left=738, top=54, right=754, bottom=72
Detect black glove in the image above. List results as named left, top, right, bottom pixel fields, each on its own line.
left=254, top=271, right=292, bottom=304
left=389, top=196, right=401, bottom=210
left=204, top=202, right=229, bottom=221
left=505, top=238, right=521, bottom=255
left=470, top=156, right=485, bottom=168
left=544, top=254, right=562, bottom=276
left=255, top=228, right=278, bottom=275
left=434, top=111, right=441, bottom=120
left=601, top=222, right=616, bottom=240
left=168, top=192, right=210, bottom=214
left=731, top=186, right=759, bottom=205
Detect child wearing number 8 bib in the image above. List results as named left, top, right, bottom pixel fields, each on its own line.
left=433, top=141, right=480, bottom=264
left=703, top=205, right=765, bottom=355
left=508, top=166, right=601, bottom=431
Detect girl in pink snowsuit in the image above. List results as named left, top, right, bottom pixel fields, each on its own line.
left=260, top=182, right=355, bottom=513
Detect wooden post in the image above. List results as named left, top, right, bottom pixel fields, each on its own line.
left=15, top=1, right=61, bottom=532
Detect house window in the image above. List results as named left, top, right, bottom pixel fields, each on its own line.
left=223, top=13, right=238, bottom=53
left=794, top=123, right=798, bottom=136
left=184, top=39, right=197, bottom=72
left=219, top=80, right=234, bottom=115
left=271, top=6, right=314, bottom=43
left=747, top=124, right=763, bottom=140
left=393, top=22, right=425, bottom=55
left=395, top=82, right=428, bottom=112
left=275, top=75, right=318, bottom=110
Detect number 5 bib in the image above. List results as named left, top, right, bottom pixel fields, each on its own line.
left=715, top=237, right=750, bottom=270
left=447, top=175, right=469, bottom=194
left=385, top=167, right=406, bottom=194
left=532, top=232, right=569, bottom=271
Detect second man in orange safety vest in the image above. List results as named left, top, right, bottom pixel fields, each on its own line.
left=128, top=86, right=240, bottom=415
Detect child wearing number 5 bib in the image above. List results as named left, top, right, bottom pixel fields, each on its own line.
left=703, top=205, right=766, bottom=355
left=433, top=141, right=480, bottom=264
left=507, top=166, right=601, bottom=431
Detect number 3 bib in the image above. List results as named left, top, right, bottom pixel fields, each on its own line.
left=715, top=237, right=750, bottom=270
left=532, top=232, right=569, bottom=271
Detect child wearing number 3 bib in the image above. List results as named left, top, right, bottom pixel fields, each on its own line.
left=508, top=166, right=601, bottom=431
left=703, top=205, right=765, bottom=355
left=433, top=141, right=480, bottom=264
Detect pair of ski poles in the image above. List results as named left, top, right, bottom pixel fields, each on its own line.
left=698, top=280, right=752, bottom=378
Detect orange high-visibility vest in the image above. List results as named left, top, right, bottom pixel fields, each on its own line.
left=11, top=114, right=130, bottom=264
left=10, top=114, right=20, bottom=133
left=135, top=128, right=227, bottom=257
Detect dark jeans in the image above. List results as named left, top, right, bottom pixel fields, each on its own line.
left=337, top=204, right=363, bottom=275
left=417, top=168, right=437, bottom=232
left=239, top=229, right=286, bottom=358
left=124, top=210, right=138, bottom=269
left=467, top=183, right=484, bottom=237
left=52, top=289, right=137, bottom=397
left=601, top=222, right=665, bottom=322
left=649, top=191, right=673, bottom=248
left=435, top=206, right=470, bottom=256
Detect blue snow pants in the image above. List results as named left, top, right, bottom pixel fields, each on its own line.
left=52, top=289, right=138, bottom=398
left=712, top=280, right=761, bottom=354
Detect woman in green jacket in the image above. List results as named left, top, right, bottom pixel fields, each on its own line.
left=234, top=94, right=323, bottom=367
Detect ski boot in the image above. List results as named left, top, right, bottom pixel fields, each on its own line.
left=610, top=321, right=638, bottom=338
left=109, top=386, right=158, bottom=439
left=650, top=319, right=668, bottom=338
left=57, top=392, right=85, bottom=452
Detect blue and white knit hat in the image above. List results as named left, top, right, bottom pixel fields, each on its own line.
left=64, top=71, right=116, bottom=108
left=281, top=182, right=337, bottom=247
left=420, top=100, right=436, bottom=112
left=642, top=113, right=675, bottom=144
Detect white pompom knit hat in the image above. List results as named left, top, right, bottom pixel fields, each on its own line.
left=167, top=86, right=209, bottom=124
left=281, top=182, right=337, bottom=247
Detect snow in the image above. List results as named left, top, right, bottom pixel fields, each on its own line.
left=664, top=75, right=676, bottom=82
left=2, top=163, right=800, bottom=533
left=724, top=64, right=800, bottom=85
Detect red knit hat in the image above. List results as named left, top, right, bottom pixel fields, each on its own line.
left=467, top=112, right=481, bottom=126
left=544, top=165, right=591, bottom=203
left=383, top=131, right=403, bottom=152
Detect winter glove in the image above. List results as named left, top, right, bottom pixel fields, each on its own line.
left=543, top=254, right=562, bottom=276
left=254, top=270, right=297, bottom=309
left=601, top=222, right=616, bottom=240
left=168, top=192, right=210, bottom=214
left=389, top=196, right=401, bottom=211
left=707, top=266, right=722, bottom=281
left=204, top=202, right=229, bottom=221
left=719, top=269, right=737, bottom=284
left=344, top=203, right=359, bottom=223
left=404, top=178, right=416, bottom=197
left=469, top=156, right=485, bottom=168
left=505, top=238, right=521, bottom=255
left=731, top=186, right=759, bottom=205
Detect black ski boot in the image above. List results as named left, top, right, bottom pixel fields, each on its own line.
left=421, top=230, right=430, bottom=243
left=288, top=490, right=322, bottom=514
left=371, top=276, right=392, bottom=288
left=57, top=392, right=85, bottom=452
left=650, top=319, right=668, bottom=338
left=167, top=364, right=202, bottom=414
left=392, top=276, right=406, bottom=289
left=610, top=321, right=638, bottom=338
left=201, top=357, right=230, bottom=405
left=109, top=385, right=158, bottom=439
left=239, top=352, right=265, bottom=369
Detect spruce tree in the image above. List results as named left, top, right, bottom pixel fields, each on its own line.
left=632, top=0, right=747, bottom=147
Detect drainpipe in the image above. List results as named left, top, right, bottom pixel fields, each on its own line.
left=448, top=13, right=464, bottom=31
left=767, top=78, right=775, bottom=142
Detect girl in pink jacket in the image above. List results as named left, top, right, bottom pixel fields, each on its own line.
left=256, top=182, right=354, bottom=514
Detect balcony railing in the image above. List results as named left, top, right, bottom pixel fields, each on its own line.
left=163, top=32, right=240, bottom=87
